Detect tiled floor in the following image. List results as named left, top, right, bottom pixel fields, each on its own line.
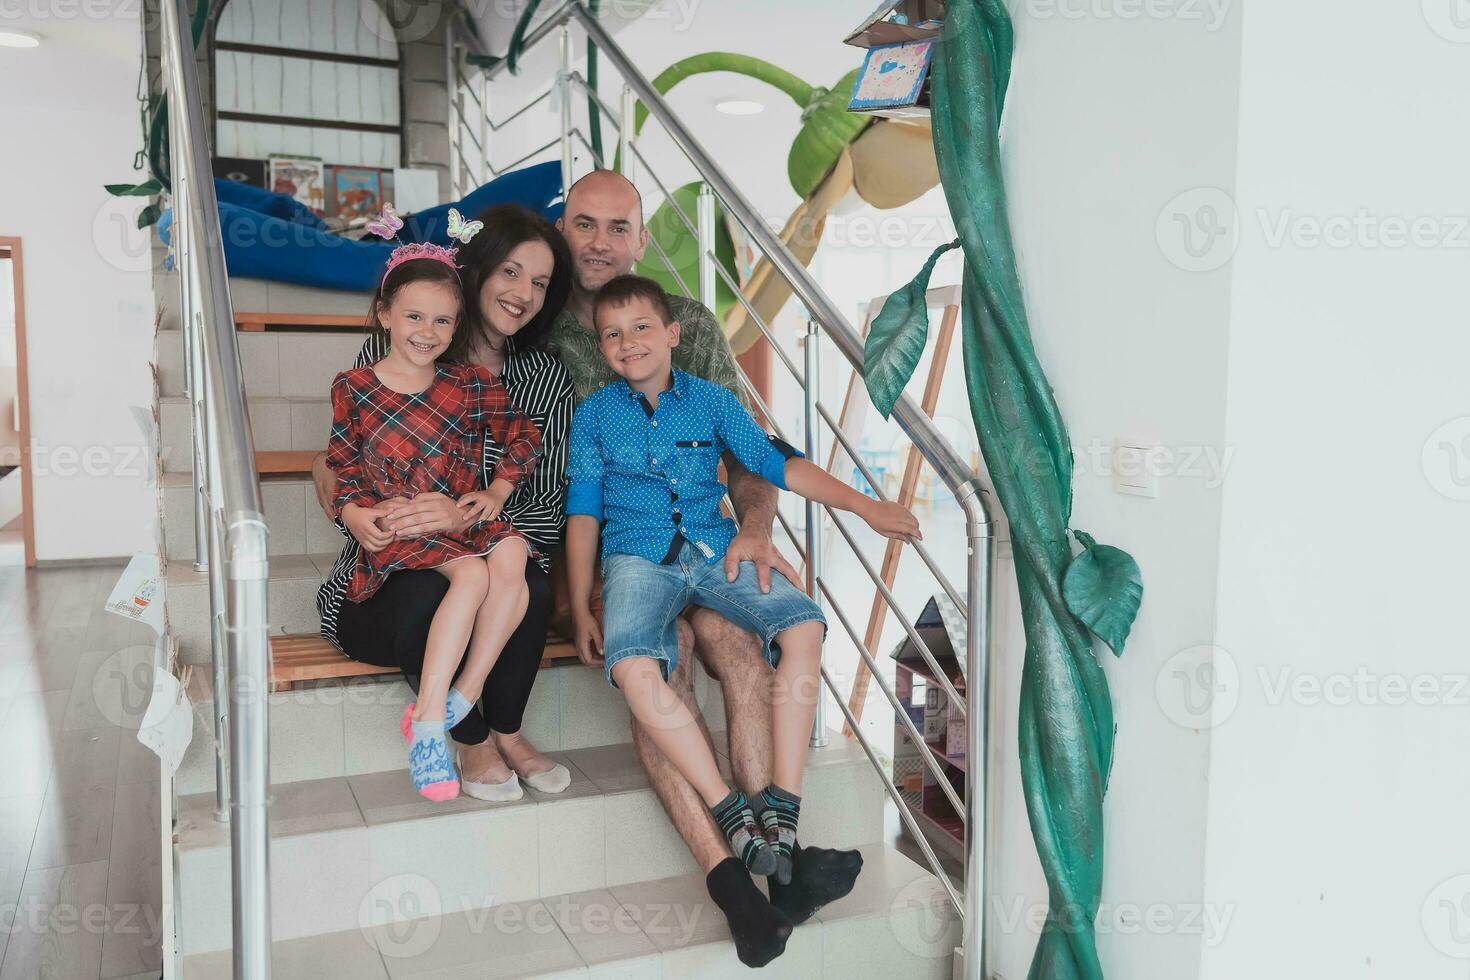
left=0, top=561, right=164, bottom=980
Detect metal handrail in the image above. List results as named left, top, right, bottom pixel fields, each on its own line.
left=160, top=0, right=272, bottom=976
left=451, top=6, right=996, bottom=974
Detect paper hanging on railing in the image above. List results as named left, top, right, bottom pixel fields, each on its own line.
left=105, top=553, right=165, bottom=637
left=137, top=634, right=193, bottom=775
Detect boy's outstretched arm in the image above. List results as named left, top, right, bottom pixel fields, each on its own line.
left=566, top=514, right=604, bottom=666
left=781, top=458, right=922, bottom=543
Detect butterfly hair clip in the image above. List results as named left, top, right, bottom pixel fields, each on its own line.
left=366, top=203, right=404, bottom=240
left=446, top=207, right=484, bottom=244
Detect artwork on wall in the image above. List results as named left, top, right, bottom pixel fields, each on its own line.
left=268, top=155, right=326, bottom=214
left=212, top=156, right=267, bottom=188
left=849, top=39, right=935, bottom=112
left=333, top=167, right=383, bottom=222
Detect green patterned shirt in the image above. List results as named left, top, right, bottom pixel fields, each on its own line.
left=547, top=294, right=753, bottom=412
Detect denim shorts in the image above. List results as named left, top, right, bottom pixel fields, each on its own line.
left=600, top=540, right=827, bottom=687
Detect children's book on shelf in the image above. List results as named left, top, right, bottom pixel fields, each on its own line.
left=269, top=155, right=326, bottom=214
left=333, top=167, right=383, bottom=222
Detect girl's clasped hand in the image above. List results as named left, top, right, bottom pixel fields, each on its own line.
left=458, top=479, right=515, bottom=524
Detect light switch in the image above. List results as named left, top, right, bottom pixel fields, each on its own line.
left=1114, top=440, right=1159, bottom=498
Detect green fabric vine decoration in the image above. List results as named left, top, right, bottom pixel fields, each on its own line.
left=863, top=2, right=1143, bottom=977
left=107, top=0, right=211, bottom=228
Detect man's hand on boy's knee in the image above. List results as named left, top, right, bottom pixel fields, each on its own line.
left=723, top=525, right=802, bottom=595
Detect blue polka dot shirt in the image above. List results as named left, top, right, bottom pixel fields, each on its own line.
left=566, top=369, right=802, bottom=564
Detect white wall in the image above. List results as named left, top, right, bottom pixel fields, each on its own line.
left=0, top=5, right=157, bottom=560
left=983, top=4, right=1243, bottom=977
left=1201, top=4, right=1470, bottom=977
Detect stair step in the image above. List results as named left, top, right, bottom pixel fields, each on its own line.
left=174, top=658, right=730, bottom=796
left=156, top=328, right=369, bottom=398
left=165, top=553, right=337, bottom=662
left=179, top=842, right=956, bottom=979
left=269, top=633, right=577, bottom=691
left=174, top=737, right=893, bottom=958
left=160, top=394, right=330, bottom=474
left=236, top=311, right=371, bottom=331
left=160, top=474, right=344, bottom=564
left=156, top=274, right=372, bottom=333
left=258, top=451, right=322, bottom=474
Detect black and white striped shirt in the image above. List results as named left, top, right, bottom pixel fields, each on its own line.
left=316, top=330, right=575, bottom=646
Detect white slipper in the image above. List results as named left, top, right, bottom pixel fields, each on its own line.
left=519, top=763, right=572, bottom=794
left=460, top=772, right=523, bottom=803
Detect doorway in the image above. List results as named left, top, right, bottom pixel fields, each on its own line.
left=0, top=238, right=34, bottom=567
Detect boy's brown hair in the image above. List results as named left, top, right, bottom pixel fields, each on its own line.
left=592, top=274, right=674, bottom=331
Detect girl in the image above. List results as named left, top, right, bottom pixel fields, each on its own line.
left=327, top=242, right=543, bottom=801
left=315, top=205, right=576, bottom=804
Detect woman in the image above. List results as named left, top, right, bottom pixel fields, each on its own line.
left=313, top=204, right=577, bottom=802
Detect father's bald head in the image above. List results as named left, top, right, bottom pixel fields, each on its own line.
left=564, top=170, right=645, bottom=228
left=558, top=169, right=650, bottom=294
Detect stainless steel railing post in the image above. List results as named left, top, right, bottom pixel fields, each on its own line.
left=961, top=487, right=994, bottom=980
left=447, top=26, right=461, bottom=199
left=558, top=24, right=574, bottom=191
left=227, top=518, right=272, bottom=980
left=803, top=318, right=828, bottom=748
left=619, top=84, right=635, bottom=178
left=480, top=68, right=491, bottom=185
left=169, top=87, right=208, bottom=579
left=162, top=26, right=230, bottom=823
left=696, top=184, right=715, bottom=311
left=162, top=0, right=273, bottom=969
left=201, top=327, right=231, bottom=824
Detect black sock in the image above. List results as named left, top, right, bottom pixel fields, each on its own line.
left=712, top=791, right=777, bottom=876
left=757, top=785, right=800, bottom=885
left=766, top=842, right=864, bottom=925
left=705, top=858, right=794, bottom=967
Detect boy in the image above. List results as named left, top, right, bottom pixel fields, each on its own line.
left=565, top=275, right=920, bottom=883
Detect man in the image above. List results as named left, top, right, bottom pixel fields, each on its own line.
left=549, top=171, right=861, bottom=967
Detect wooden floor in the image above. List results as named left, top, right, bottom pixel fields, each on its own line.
left=0, top=560, right=163, bottom=980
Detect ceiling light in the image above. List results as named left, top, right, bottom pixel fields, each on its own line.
left=715, top=99, right=764, bottom=116
left=0, top=31, right=41, bottom=48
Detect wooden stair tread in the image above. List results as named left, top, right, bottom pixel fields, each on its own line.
left=236, top=311, right=366, bottom=332
left=256, top=451, right=320, bottom=475
left=269, top=633, right=578, bottom=687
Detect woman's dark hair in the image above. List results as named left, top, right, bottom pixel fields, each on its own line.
left=366, top=255, right=464, bottom=335
left=446, top=203, right=572, bottom=362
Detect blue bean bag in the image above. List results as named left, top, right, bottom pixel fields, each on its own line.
left=159, top=161, right=564, bottom=292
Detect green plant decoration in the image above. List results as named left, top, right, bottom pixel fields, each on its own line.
left=616, top=52, right=952, bottom=352
left=864, top=2, right=1143, bottom=977
left=1062, top=531, right=1143, bottom=657
left=616, top=54, right=864, bottom=201
left=863, top=238, right=959, bottom=419
left=635, top=180, right=740, bottom=320
left=108, top=0, right=211, bottom=229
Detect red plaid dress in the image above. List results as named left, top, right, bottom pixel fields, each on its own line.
left=327, top=363, right=543, bottom=602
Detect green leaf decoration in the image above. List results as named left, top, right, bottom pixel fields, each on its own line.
left=105, top=179, right=162, bottom=197
left=862, top=238, right=960, bottom=419
left=636, top=181, right=739, bottom=320
left=136, top=203, right=162, bottom=229
left=786, top=68, right=869, bottom=199
left=1062, top=530, right=1143, bottom=657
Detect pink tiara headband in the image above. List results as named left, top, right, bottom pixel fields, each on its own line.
left=367, top=202, right=483, bottom=280
left=385, top=242, right=461, bottom=277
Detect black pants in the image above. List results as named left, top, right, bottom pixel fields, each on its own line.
left=336, top=563, right=551, bottom=746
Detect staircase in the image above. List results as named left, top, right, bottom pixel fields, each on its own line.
left=153, top=0, right=987, bottom=975
left=155, top=273, right=961, bottom=977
